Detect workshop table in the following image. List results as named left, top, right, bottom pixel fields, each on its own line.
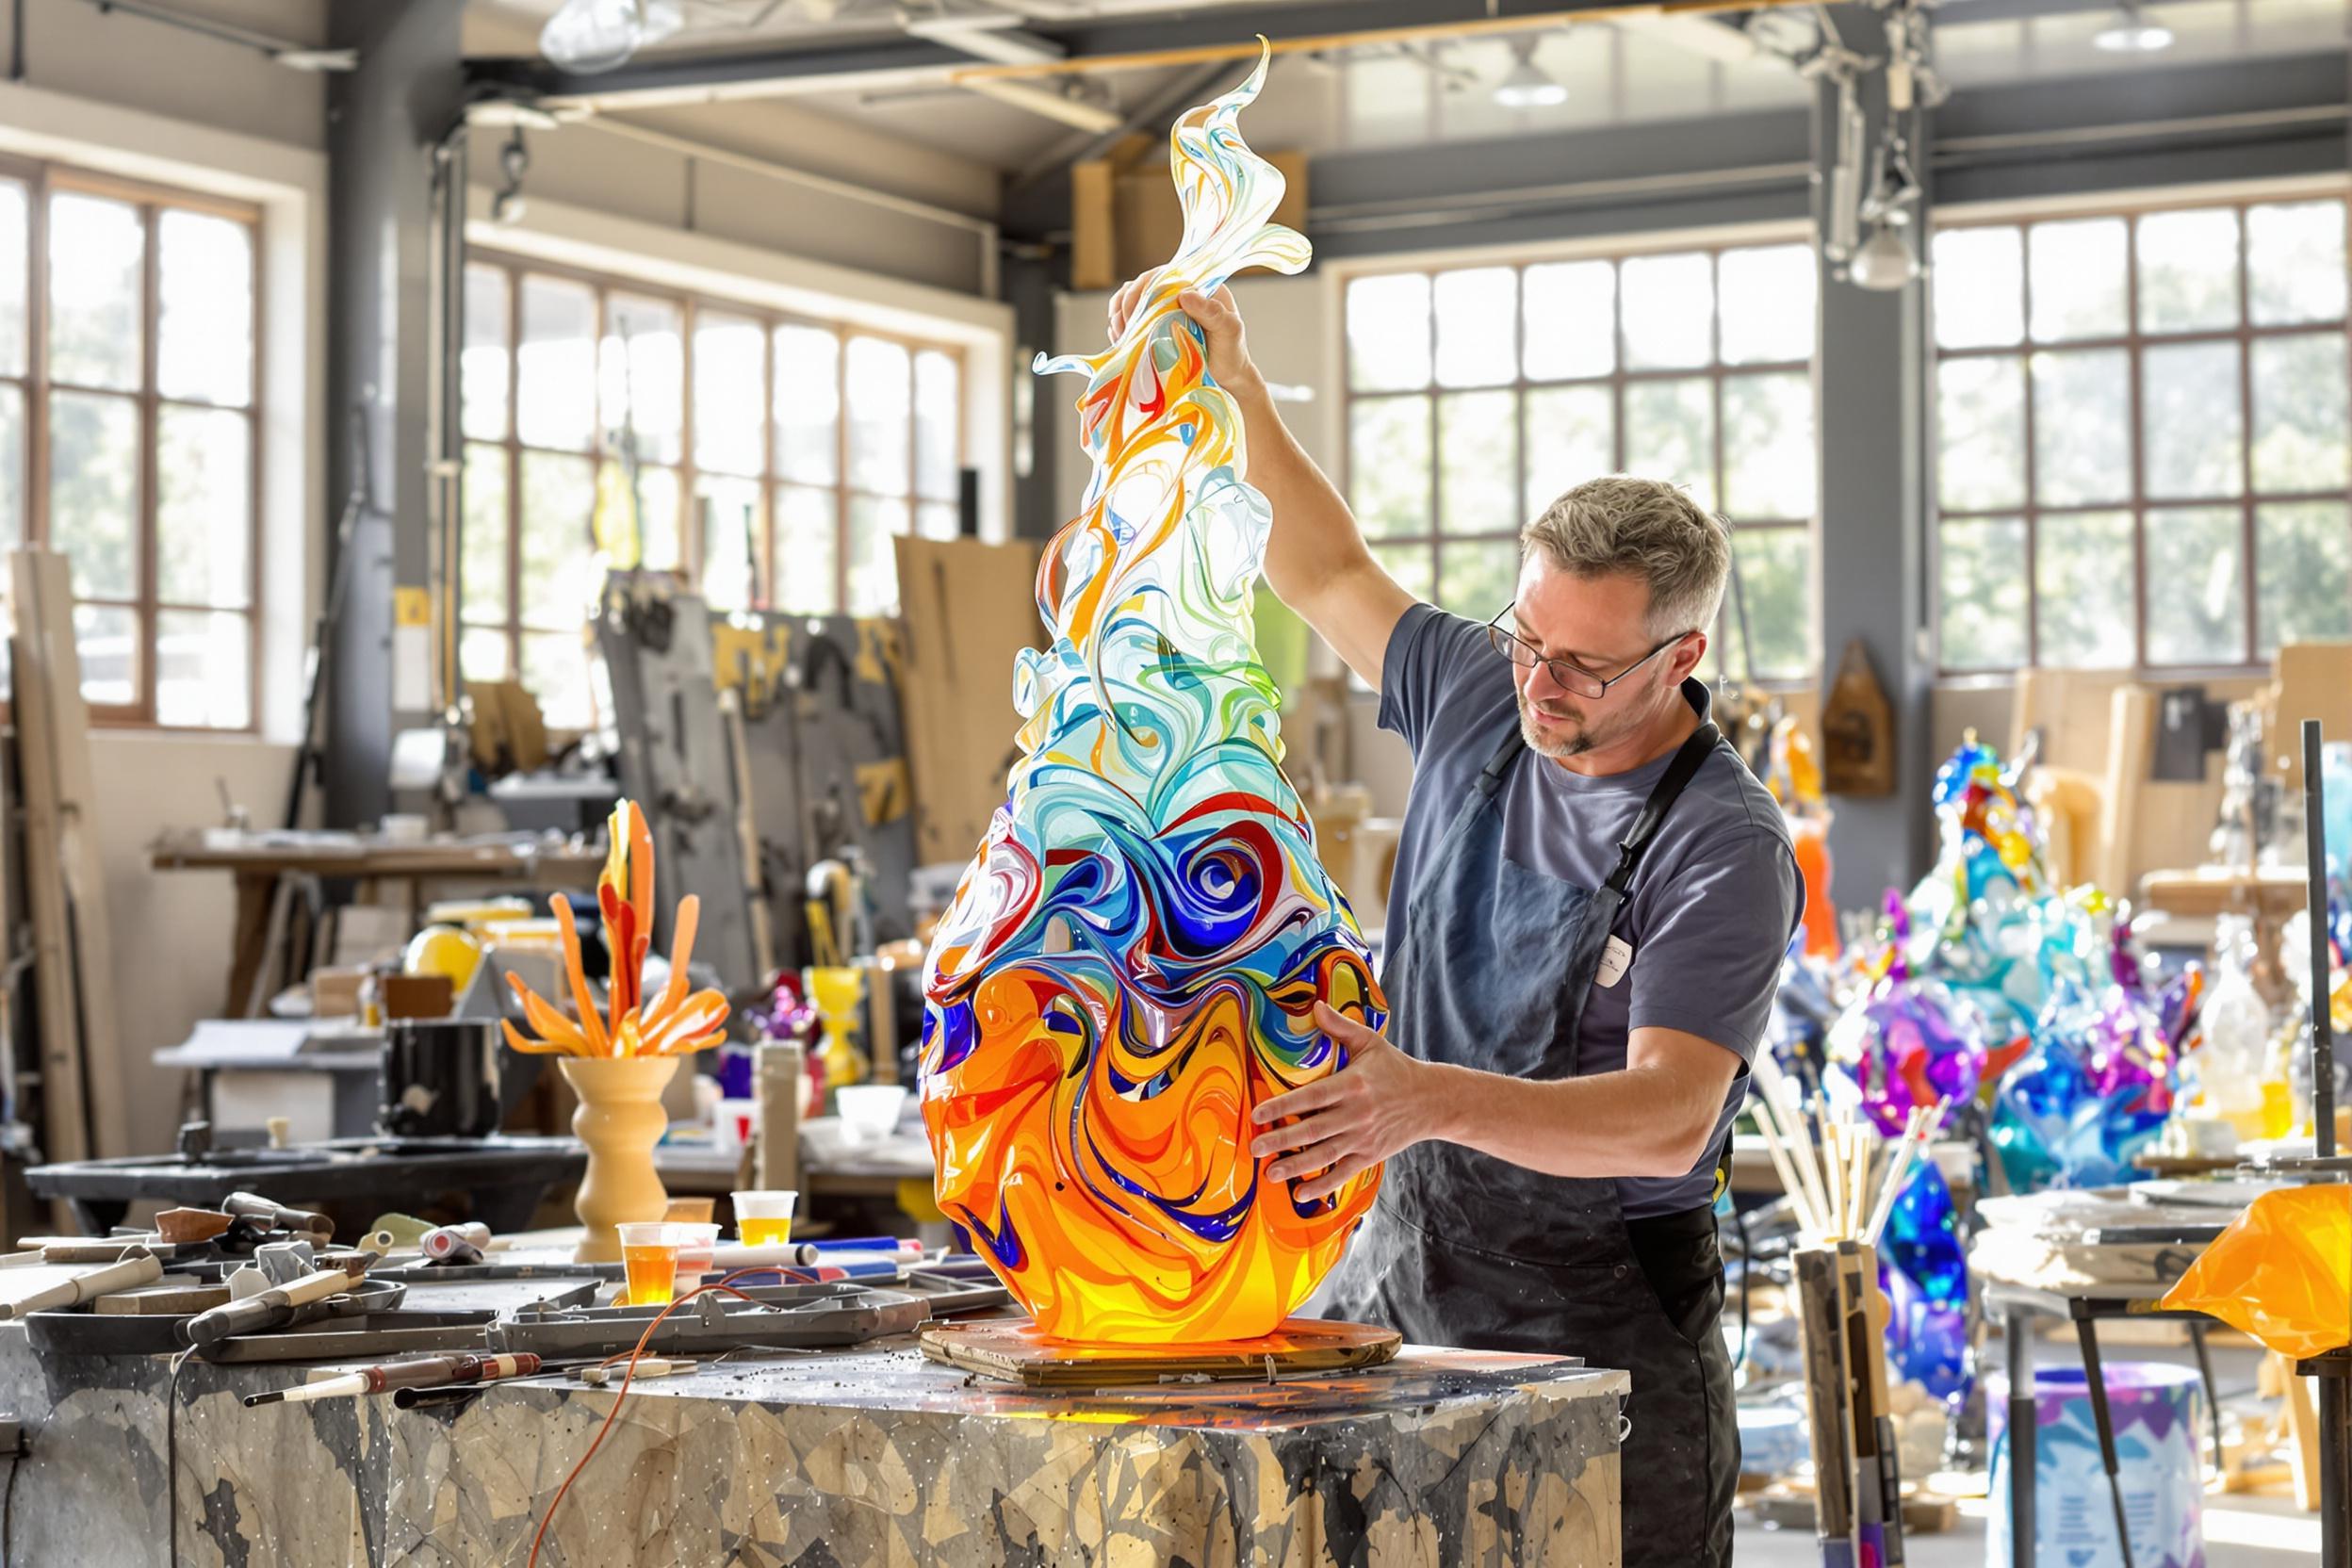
left=0, top=1327, right=1629, bottom=1566
left=24, top=1135, right=585, bottom=1237
left=150, top=829, right=606, bottom=1017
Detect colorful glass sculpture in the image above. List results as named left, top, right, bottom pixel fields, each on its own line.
left=1832, top=975, right=1986, bottom=1138
left=2161, top=1185, right=2352, bottom=1360
left=1988, top=981, right=2170, bottom=1189
left=501, top=799, right=730, bottom=1059
left=918, top=53, right=1383, bottom=1345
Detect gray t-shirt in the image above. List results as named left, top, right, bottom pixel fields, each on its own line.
left=1378, top=602, right=1801, bottom=1219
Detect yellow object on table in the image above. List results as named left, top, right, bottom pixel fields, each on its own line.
left=403, top=923, right=484, bottom=992
left=2160, top=1185, right=2351, bottom=1359
left=808, top=965, right=869, bottom=1090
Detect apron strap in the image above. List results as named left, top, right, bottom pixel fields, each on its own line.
left=1602, top=721, right=1722, bottom=899
left=1475, top=723, right=1525, bottom=797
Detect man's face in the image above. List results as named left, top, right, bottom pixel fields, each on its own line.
left=1507, top=556, right=1690, bottom=760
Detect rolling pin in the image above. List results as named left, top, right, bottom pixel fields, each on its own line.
left=178, top=1266, right=353, bottom=1348
left=0, top=1250, right=164, bottom=1319
left=221, top=1192, right=332, bottom=1236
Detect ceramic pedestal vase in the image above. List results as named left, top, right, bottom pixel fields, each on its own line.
left=561, top=1055, right=679, bottom=1263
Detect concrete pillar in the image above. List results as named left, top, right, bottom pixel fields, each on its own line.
left=321, top=0, right=464, bottom=827
left=1001, top=250, right=1066, bottom=543
left=1813, top=4, right=1935, bottom=907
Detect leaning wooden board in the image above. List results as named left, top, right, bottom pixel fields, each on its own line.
left=919, top=1317, right=1401, bottom=1388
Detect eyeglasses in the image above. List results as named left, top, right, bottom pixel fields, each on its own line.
left=1484, top=604, right=1691, bottom=701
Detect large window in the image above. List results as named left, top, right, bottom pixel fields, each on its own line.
left=1932, top=194, right=2350, bottom=672
left=462, top=254, right=966, bottom=727
left=0, top=162, right=260, bottom=728
left=1341, top=239, right=1819, bottom=679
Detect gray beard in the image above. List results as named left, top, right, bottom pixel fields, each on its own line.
left=1518, top=700, right=1596, bottom=759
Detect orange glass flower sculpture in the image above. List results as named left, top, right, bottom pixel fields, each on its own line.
left=502, top=800, right=731, bottom=1058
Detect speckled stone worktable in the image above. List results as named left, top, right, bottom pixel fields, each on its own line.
left=0, top=1325, right=1626, bottom=1566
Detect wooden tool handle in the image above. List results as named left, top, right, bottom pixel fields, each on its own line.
left=179, top=1267, right=354, bottom=1348
left=0, top=1251, right=164, bottom=1319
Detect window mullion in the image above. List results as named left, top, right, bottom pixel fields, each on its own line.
left=835, top=325, right=851, bottom=614
left=138, top=200, right=159, bottom=724
left=505, top=265, right=522, bottom=682
left=2236, top=202, right=2258, bottom=662
left=26, top=164, right=46, bottom=557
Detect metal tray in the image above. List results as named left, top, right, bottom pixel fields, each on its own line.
left=204, top=1309, right=499, bottom=1363
left=486, top=1281, right=930, bottom=1358
left=25, top=1278, right=409, bottom=1358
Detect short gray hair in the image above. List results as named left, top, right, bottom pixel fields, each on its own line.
left=1521, top=476, right=1730, bottom=638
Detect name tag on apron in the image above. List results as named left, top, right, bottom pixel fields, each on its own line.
left=1596, top=935, right=1633, bottom=988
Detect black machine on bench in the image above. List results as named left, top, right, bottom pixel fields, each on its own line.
left=29, top=1017, right=578, bottom=1236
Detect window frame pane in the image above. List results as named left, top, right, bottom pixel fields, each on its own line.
left=464, top=250, right=972, bottom=702
left=1339, top=236, right=1818, bottom=688
left=1935, top=190, right=2351, bottom=674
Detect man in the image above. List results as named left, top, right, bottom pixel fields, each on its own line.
left=1107, top=275, right=1800, bottom=1568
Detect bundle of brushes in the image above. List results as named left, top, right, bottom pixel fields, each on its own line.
left=501, top=799, right=731, bottom=1058
left=1751, top=1053, right=1946, bottom=1249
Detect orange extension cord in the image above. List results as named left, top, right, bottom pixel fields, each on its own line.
left=526, top=1267, right=820, bottom=1567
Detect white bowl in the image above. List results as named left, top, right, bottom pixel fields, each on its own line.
left=836, top=1084, right=908, bottom=1145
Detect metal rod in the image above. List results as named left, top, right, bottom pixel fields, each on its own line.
left=2073, top=1316, right=2136, bottom=1568
left=2006, top=1299, right=2034, bottom=1568
left=2320, top=1368, right=2348, bottom=1568
left=2304, top=719, right=2336, bottom=1158
left=2187, top=1323, right=2224, bottom=1479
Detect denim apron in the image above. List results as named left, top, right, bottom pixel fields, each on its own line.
left=1322, top=714, right=1740, bottom=1568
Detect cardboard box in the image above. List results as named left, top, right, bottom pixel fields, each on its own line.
left=382, top=973, right=454, bottom=1021
left=310, top=967, right=367, bottom=1020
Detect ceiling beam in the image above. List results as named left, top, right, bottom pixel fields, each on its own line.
left=463, top=0, right=1788, bottom=110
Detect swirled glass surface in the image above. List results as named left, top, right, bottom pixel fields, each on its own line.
left=918, top=52, right=1384, bottom=1344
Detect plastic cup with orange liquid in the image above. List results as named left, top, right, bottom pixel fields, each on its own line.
left=617, top=1222, right=682, bottom=1306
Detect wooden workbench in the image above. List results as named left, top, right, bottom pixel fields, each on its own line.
left=150, top=829, right=606, bottom=1016
left=0, top=1323, right=1627, bottom=1565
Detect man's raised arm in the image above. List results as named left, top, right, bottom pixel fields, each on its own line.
left=1106, top=275, right=1414, bottom=690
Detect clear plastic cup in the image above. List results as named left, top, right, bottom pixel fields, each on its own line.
left=837, top=1084, right=909, bottom=1145
left=669, top=1221, right=721, bottom=1289
left=732, top=1190, right=798, bottom=1248
left=616, top=1221, right=680, bottom=1305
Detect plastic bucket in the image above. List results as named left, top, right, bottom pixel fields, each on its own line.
left=1987, top=1363, right=2204, bottom=1568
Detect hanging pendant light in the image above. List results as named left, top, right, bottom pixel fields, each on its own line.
left=1493, top=37, right=1568, bottom=109
left=1850, top=223, right=1919, bottom=291
left=540, top=0, right=646, bottom=74
left=2092, top=0, right=2174, bottom=53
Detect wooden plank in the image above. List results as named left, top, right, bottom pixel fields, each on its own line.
left=1070, top=158, right=1117, bottom=292
left=754, top=1039, right=803, bottom=1196
left=891, top=537, right=1046, bottom=868
left=9, top=552, right=89, bottom=1175
left=2274, top=641, right=2352, bottom=792
left=1791, top=1247, right=1856, bottom=1550
left=2100, top=683, right=2155, bottom=896
left=12, top=551, right=126, bottom=1160
left=93, top=1279, right=231, bottom=1316
left=920, top=1317, right=1400, bottom=1387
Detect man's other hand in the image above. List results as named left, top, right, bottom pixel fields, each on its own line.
left=1107, top=270, right=1260, bottom=393
left=1250, top=1002, right=1435, bottom=1203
